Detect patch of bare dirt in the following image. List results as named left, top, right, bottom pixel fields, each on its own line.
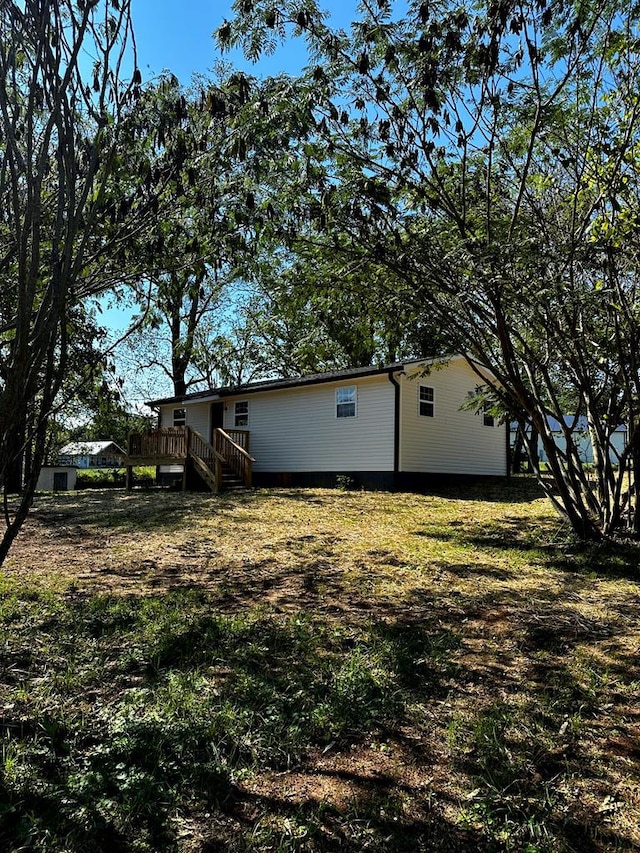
left=4, top=488, right=640, bottom=851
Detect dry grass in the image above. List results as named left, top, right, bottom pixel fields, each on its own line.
left=1, top=480, right=640, bottom=852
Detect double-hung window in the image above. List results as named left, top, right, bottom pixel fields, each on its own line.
left=234, top=401, right=249, bottom=427
left=336, top=386, right=357, bottom=418
left=482, top=411, right=495, bottom=427
left=173, top=408, right=186, bottom=427
left=419, top=385, right=434, bottom=417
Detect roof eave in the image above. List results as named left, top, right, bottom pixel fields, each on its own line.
left=144, top=355, right=475, bottom=408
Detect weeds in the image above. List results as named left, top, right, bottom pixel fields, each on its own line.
left=1, top=485, right=639, bottom=851
left=0, top=600, right=430, bottom=850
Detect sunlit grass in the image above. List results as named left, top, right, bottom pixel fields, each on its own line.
left=1, top=482, right=639, bottom=851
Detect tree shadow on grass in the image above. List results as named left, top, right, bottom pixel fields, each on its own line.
left=29, top=488, right=236, bottom=536
left=5, top=482, right=640, bottom=851
left=222, top=786, right=485, bottom=852
left=0, top=603, right=467, bottom=852
left=25, top=477, right=568, bottom=565
left=435, top=597, right=640, bottom=852
left=3, top=582, right=640, bottom=852
left=420, top=511, right=640, bottom=583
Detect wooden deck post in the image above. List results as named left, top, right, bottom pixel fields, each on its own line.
left=125, top=433, right=133, bottom=492
left=181, top=427, right=191, bottom=491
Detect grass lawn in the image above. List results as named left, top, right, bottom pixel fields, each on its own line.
left=1, top=480, right=639, bottom=852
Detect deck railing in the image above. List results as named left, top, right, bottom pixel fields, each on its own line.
left=190, top=428, right=220, bottom=471
left=189, top=429, right=224, bottom=492
left=223, top=429, right=250, bottom=452
left=127, top=426, right=188, bottom=460
left=125, top=426, right=254, bottom=490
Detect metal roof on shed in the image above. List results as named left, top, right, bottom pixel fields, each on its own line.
left=59, top=441, right=125, bottom=456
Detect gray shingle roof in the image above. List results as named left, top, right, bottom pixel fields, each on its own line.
left=145, top=359, right=435, bottom=407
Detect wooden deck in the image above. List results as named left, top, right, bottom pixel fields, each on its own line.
left=124, top=426, right=254, bottom=492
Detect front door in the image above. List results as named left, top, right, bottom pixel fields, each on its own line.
left=211, top=402, right=224, bottom=443
left=53, top=472, right=68, bottom=491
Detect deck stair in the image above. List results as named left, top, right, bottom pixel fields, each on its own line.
left=220, top=461, right=244, bottom=491
left=124, top=426, right=254, bottom=493
left=190, top=451, right=220, bottom=492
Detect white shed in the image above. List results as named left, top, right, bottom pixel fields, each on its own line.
left=37, top=465, right=78, bottom=492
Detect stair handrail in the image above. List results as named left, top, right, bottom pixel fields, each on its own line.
left=188, top=428, right=225, bottom=492
left=215, top=428, right=256, bottom=462
left=190, top=428, right=225, bottom=463
left=214, top=427, right=255, bottom=487
left=190, top=450, right=220, bottom=493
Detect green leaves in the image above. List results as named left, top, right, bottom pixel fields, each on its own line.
left=216, top=19, right=232, bottom=45
left=214, top=0, right=640, bottom=539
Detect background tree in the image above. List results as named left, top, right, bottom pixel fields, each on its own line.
left=120, top=74, right=231, bottom=397
left=250, top=237, right=453, bottom=372
left=0, top=0, right=148, bottom=563
left=186, top=70, right=454, bottom=381
left=70, top=391, right=154, bottom=451
left=16, top=308, right=112, bottom=483
left=221, top=0, right=640, bottom=541
left=120, top=70, right=324, bottom=397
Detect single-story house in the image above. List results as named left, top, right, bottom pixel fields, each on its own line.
left=539, top=416, right=627, bottom=464
left=140, top=356, right=508, bottom=490
left=510, top=417, right=627, bottom=466
left=58, top=440, right=125, bottom=469
left=37, top=465, right=78, bottom=492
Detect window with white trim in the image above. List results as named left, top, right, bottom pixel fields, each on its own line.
left=234, top=401, right=249, bottom=427
left=173, top=408, right=186, bottom=427
left=419, top=385, right=434, bottom=417
left=482, top=411, right=495, bottom=427
left=336, top=386, right=357, bottom=418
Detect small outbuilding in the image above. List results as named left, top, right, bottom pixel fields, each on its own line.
left=510, top=417, right=627, bottom=467
left=37, top=465, right=78, bottom=492
left=58, top=440, right=125, bottom=469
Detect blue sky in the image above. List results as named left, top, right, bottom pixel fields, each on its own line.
left=132, top=0, right=259, bottom=82
left=130, top=0, right=353, bottom=83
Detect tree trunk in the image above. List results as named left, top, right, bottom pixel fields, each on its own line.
left=3, top=423, right=24, bottom=493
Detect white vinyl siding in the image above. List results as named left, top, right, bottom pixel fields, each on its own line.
left=159, top=406, right=171, bottom=429
left=158, top=402, right=212, bottom=474
left=399, top=359, right=507, bottom=476
left=157, top=358, right=507, bottom=478
left=159, top=401, right=211, bottom=437
left=188, top=403, right=211, bottom=438
left=222, top=376, right=394, bottom=472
